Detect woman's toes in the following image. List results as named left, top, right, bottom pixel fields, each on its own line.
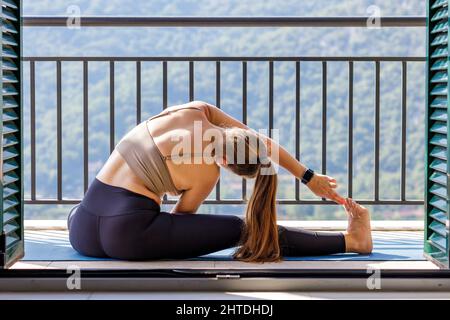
left=344, top=200, right=349, bottom=209
left=343, top=201, right=353, bottom=217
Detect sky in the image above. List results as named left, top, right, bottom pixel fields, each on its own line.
left=23, top=0, right=426, bottom=16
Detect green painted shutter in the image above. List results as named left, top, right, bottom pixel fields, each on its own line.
left=0, top=0, right=22, bottom=269
left=425, top=0, right=450, bottom=268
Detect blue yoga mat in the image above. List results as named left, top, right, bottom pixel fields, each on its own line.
left=22, top=230, right=425, bottom=261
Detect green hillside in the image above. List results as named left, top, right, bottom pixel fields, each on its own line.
left=22, top=0, right=426, bottom=220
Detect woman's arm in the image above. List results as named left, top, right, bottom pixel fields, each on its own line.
left=197, top=101, right=345, bottom=204
left=171, top=174, right=218, bottom=214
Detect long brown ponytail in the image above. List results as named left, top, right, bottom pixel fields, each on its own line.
left=233, top=165, right=280, bottom=262
left=221, top=127, right=281, bottom=263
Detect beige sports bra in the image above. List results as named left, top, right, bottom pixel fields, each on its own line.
left=114, top=106, right=204, bottom=196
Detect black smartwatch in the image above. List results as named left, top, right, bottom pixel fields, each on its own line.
left=301, top=168, right=315, bottom=185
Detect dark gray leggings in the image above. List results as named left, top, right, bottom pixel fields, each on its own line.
left=68, top=178, right=346, bottom=260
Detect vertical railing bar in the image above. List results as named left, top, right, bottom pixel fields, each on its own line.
left=322, top=61, right=327, bottom=201
left=163, top=61, right=168, bottom=110
left=242, top=61, right=247, bottom=201
left=348, top=61, right=354, bottom=198
left=56, top=60, right=62, bottom=200
left=163, top=61, right=168, bottom=202
left=269, top=61, right=274, bottom=137
left=83, top=61, right=89, bottom=193
left=322, top=61, right=327, bottom=175
left=295, top=61, right=300, bottom=201
left=401, top=61, right=407, bottom=201
left=136, top=60, right=141, bottom=124
left=30, top=61, right=36, bottom=201
left=215, top=61, right=221, bottom=201
left=189, top=61, right=194, bottom=101
left=109, top=61, right=115, bottom=153
left=375, top=61, right=380, bottom=201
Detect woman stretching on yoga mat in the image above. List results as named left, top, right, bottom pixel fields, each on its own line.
left=68, top=100, right=372, bottom=262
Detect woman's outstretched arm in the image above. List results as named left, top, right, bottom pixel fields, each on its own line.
left=197, top=100, right=346, bottom=204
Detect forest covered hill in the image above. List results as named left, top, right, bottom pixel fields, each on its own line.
left=22, top=0, right=426, bottom=220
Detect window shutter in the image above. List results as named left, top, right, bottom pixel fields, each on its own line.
left=425, top=0, right=450, bottom=268
left=0, top=0, right=22, bottom=269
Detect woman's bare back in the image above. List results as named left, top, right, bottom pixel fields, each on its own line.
left=96, top=102, right=220, bottom=205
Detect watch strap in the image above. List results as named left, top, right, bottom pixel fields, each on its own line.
left=301, top=168, right=315, bottom=185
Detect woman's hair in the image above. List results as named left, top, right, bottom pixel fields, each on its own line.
left=221, top=127, right=281, bottom=263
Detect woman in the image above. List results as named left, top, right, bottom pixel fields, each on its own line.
left=68, top=100, right=372, bottom=262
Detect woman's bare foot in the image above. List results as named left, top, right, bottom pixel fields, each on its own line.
left=343, top=198, right=373, bottom=254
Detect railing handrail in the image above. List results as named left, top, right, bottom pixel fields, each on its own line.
left=22, top=16, right=426, bottom=28
left=22, top=56, right=426, bottom=61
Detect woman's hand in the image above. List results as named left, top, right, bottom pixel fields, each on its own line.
left=306, top=173, right=346, bottom=205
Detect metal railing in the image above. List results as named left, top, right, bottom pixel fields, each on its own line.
left=22, top=16, right=426, bottom=206
left=22, top=16, right=426, bottom=28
